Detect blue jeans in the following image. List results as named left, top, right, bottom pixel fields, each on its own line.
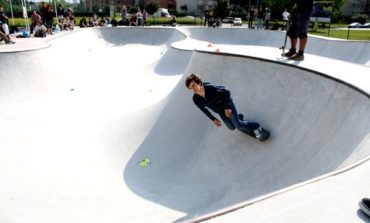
left=218, top=100, right=260, bottom=135
left=257, top=18, right=263, bottom=29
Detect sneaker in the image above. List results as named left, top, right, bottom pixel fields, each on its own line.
left=290, top=53, right=304, bottom=61
left=253, top=127, right=262, bottom=139
left=283, top=50, right=296, bottom=57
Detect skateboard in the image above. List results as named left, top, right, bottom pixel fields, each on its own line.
left=280, top=16, right=292, bottom=56
left=258, top=128, right=270, bottom=141
left=247, top=127, right=270, bottom=141
left=238, top=114, right=270, bottom=141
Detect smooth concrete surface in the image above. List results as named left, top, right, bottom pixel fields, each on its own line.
left=0, top=27, right=369, bottom=223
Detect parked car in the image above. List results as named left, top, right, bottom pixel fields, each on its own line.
left=154, top=8, right=171, bottom=18
left=233, top=18, right=242, bottom=26
left=361, top=23, right=370, bottom=28
left=348, top=22, right=362, bottom=28
left=222, top=17, right=234, bottom=24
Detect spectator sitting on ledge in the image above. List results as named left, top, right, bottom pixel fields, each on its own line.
left=170, top=16, right=177, bottom=27
left=34, top=20, right=47, bottom=37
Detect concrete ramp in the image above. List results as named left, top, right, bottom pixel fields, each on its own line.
left=0, top=27, right=369, bottom=223
left=125, top=50, right=370, bottom=222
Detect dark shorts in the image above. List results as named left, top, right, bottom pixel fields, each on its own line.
left=288, top=11, right=312, bottom=39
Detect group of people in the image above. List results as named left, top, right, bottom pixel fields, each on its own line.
left=2, top=0, right=313, bottom=62
left=128, top=8, right=148, bottom=26
left=35, top=2, right=55, bottom=36
left=30, top=3, right=75, bottom=38
left=1, top=2, right=77, bottom=42
left=203, top=9, right=222, bottom=28
left=79, top=14, right=115, bottom=28
left=56, top=4, right=75, bottom=31
left=118, top=5, right=148, bottom=27
left=248, top=5, right=271, bottom=30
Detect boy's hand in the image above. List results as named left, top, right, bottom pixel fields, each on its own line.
left=213, top=118, right=222, bottom=127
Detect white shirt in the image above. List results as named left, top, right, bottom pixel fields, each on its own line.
left=283, top=11, right=290, bottom=21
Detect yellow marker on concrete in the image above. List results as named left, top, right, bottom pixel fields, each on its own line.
left=139, top=158, right=150, bottom=167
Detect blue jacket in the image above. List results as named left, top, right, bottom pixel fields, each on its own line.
left=192, top=82, right=232, bottom=121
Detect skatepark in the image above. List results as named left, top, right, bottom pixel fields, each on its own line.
left=0, top=27, right=369, bottom=223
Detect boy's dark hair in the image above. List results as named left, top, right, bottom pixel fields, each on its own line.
left=185, top=73, right=203, bottom=88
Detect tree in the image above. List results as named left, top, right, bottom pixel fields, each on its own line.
left=229, top=0, right=248, bottom=8
left=92, top=5, right=100, bottom=13
left=261, top=0, right=293, bottom=21
left=145, top=1, right=159, bottom=15
left=213, top=0, right=231, bottom=18
left=331, top=0, right=345, bottom=21
left=129, top=6, right=138, bottom=14
left=0, top=0, right=7, bottom=11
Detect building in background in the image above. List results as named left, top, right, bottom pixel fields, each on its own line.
left=342, top=0, right=370, bottom=17
left=176, top=0, right=216, bottom=16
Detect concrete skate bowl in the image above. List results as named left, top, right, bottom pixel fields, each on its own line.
left=124, top=50, right=370, bottom=222
left=0, top=27, right=369, bottom=223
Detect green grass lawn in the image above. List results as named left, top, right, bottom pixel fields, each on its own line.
left=310, top=29, right=370, bottom=41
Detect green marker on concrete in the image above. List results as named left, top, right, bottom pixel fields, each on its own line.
left=140, top=158, right=150, bottom=167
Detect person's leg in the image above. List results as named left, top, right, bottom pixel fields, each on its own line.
left=2, top=24, right=9, bottom=35
left=219, top=111, right=236, bottom=131
left=297, top=11, right=311, bottom=52
left=249, top=17, right=254, bottom=28
left=291, top=11, right=312, bottom=61
left=265, top=20, right=270, bottom=29
left=30, top=23, right=35, bottom=34
left=284, top=13, right=299, bottom=57
left=259, top=18, right=263, bottom=29
left=289, top=37, right=298, bottom=52
left=219, top=100, right=260, bottom=135
left=283, top=37, right=297, bottom=57
left=0, top=29, right=14, bottom=44
left=299, top=36, right=307, bottom=52
left=0, top=30, right=9, bottom=42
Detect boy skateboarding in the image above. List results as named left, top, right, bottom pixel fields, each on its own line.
left=185, top=74, right=269, bottom=141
